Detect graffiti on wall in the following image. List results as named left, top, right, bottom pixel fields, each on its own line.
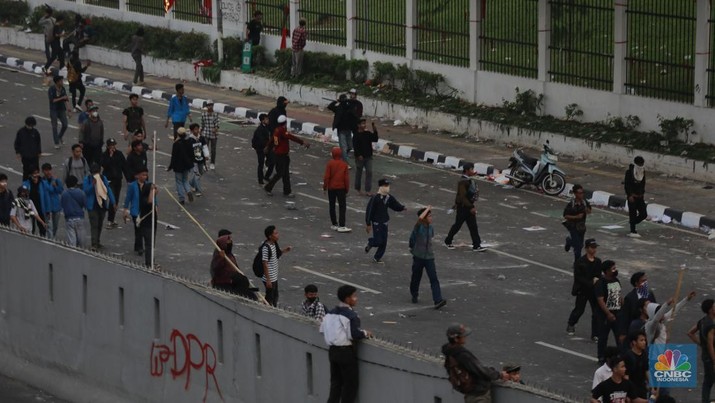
left=221, top=0, right=242, bottom=25
left=150, top=328, right=224, bottom=402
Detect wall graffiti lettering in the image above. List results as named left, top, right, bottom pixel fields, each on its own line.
left=221, top=0, right=242, bottom=25
left=150, top=328, right=223, bottom=402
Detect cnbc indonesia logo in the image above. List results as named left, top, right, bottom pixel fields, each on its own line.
left=653, top=349, right=692, bottom=383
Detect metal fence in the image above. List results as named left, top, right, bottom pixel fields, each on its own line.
left=246, top=0, right=289, bottom=36
left=708, top=10, right=715, bottom=107
left=126, top=0, right=169, bottom=17
left=355, top=0, right=406, bottom=57
left=414, top=0, right=469, bottom=67
left=548, top=0, right=613, bottom=91
left=625, top=0, right=695, bottom=103
left=480, top=0, right=538, bottom=78
left=298, top=0, right=346, bottom=46
left=173, top=0, right=212, bottom=24
left=85, top=0, right=119, bottom=9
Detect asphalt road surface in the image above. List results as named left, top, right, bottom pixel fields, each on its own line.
left=1, top=65, right=713, bottom=401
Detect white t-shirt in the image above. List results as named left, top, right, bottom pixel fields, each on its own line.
left=592, top=363, right=612, bottom=390
left=10, top=198, right=39, bottom=232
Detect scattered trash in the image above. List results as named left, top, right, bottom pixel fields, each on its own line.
left=523, top=226, right=546, bottom=231
left=446, top=209, right=454, bottom=215
left=393, top=120, right=406, bottom=126
left=296, top=182, right=308, bottom=186
left=320, top=234, right=333, bottom=238
left=497, top=274, right=506, bottom=280
left=285, top=201, right=297, bottom=210
left=661, top=215, right=672, bottom=224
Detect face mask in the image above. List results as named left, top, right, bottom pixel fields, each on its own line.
left=637, top=280, right=648, bottom=295
left=91, top=112, right=99, bottom=118
left=306, top=297, right=317, bottom=304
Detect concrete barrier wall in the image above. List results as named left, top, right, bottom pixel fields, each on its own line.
left=0, top=228, right=576, bottom=403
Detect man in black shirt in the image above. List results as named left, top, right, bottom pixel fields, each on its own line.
left=595, top=260, right=623, bottom=364
left=14, top=117, right=42, bottom=180
left=122, top=94, right=146, bottom=142
left=563, top=183, right=591, bottom=262
left=352, top=119, right=378, bottom=196
left=100, top=138, right=126, bottom=228
left=567, top=238, right=602, bottom=339
left=591, top=356, right=644, bottom=403
left=246, top=10, right=263, bottom=46
left=124, top=139, right=148, bottom=182
left=251, top=114, right=271, bottom=184
left=624, top=156, right=647, bottom=238
left=623, top=330, right=650, bottom=399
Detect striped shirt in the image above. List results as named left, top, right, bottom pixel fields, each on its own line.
left=201, top=111, right=220, bottom=140
left=261, top=242, right=279, bottom=282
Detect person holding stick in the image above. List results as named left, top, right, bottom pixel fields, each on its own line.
left=211, top=231, right=258, bottom=301
left=123, top=167, right=157, bottom=266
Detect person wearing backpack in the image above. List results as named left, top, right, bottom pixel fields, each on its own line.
left=441, top=323, right=508, bottom=403
left=66, top=50, right=90, bottom=113
left=64, top=144, right=89, bottom=185
left=409, top=206, right=446, bottom=309
left=255, top=225, right=292, bottom=307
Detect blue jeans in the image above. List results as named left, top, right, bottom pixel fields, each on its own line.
left=174, top=170, right=192, bottom=202
left=45, top=211, right=62, bottom=239
left=50, top=108, right=68, bottom=145
left=567, top=228, right=585, bottom=262
left=65, top=217, right=85, bottom=248
left=410, top=257, right=443, bottom=303
left=354, top=157, right=373, bottom=193
left=368, top=222, right=388, bottom=260
left=338, top=130, right=351, bottom=163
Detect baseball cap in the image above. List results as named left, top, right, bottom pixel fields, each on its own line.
left=349, top=88, right=357, bottom=94
left=378, top=178, right=390, bottom=187
left=106, top=138, right=117, bottom=146
left=277, top=115, right=287, bottom=123
left=503, top=364, right=521, bottom=373
left=218, top=229, right=232, bottom=237
left=584, top=238, right=598, bottom=248
left=446, top=323, right=471, bottom=339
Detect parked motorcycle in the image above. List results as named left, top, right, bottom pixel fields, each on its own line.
left=506, top=141, right=566, bottom=196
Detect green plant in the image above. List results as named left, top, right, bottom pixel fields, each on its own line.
left=200, top=65, right=221, bottom=84
left=503, top=88, right=544, bottom=115
left=605, top=114, right=641, bottom=131
left=0, top=0, right=30, bottom=25
left=372, top=61, right=396, bottom=86
left=564, top=103, right=583, bottom=121
left=414, top=70, right=445, bottom=96
left=658, top=115, right=695, bottom=143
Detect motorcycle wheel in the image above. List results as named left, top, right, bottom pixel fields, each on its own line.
left=509, top=167, right=525, bottom=188
left=541, top=173, right=566, bottom=196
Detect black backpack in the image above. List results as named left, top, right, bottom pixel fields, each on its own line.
left=252, top=241, right=281, bottom=277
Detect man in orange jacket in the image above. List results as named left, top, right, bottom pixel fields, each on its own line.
left=323, top=147, right=350, bottom=233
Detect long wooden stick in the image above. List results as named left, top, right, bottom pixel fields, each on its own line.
left=151, top=130, right=157, bottom=269
left=665, top=266, right=687, bottom=342
left=162, top=186, right=269, bottom=305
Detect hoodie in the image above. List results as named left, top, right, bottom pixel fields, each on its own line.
left=624, top=163, right=646, bottom=196
left=323, top=148, right=349, bottom=191
left=441, top=343, right=500, bottom=396
left=14, top=126, right=42, bottom=158
left=211, top=235, right=237, bottom=286
left=267, top=96, right=288, bottom=134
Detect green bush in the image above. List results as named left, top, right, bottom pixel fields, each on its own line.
left=0, top=0, right=30, bottom=25
left=372, top=61, right=396, bottom=86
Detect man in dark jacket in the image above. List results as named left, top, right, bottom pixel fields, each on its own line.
left=563, top=184, right=591, bottom=262
left=621, top=271, right=656, bottom=331
left=167, top=127, right=194, bottom=204
left=320, top=285, right=373, bottom=403
left=78, top=105, right=104, bottom=166
left=100, top=138, right=126, bottom=228
left=15, top=117, right=42, bottom=180
left=124, top=139, right=148, bottom=182
left=364, top=179, right=406, bottom=263
left=445, top=163, right=485, bottom=252
left=566, top=238, right=602, bottom=339
left=0, top=174, right=13, bottom=227
left=327, top=94, right=352, bottom=165
left=441, top=323, right=507, bottom=402
left=251, top=114, right=272, bottom=185
left=210, top=233, right=257, bottom=300
left=352, top=119, right=378, bottom=195
left=624, top=156, right=647, bottom=238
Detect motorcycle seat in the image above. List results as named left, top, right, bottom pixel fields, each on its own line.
left=517, top=150, right=538, bottom=169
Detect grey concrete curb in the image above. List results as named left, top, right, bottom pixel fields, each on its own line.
left=2, top=53, right=712, bottom=234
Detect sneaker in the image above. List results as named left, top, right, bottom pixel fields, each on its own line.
left=472, top=246, right=487, bottom=252
left=105, top=221, right=115, bottom=229
left=337, top=227, right=352, bottom=233
left=564, top=236, right=571, bottom=252
left=187, top=192, right=194, bottom=203
left=73, top=105, right=82, bottom=113
left=566, top=325, right=575, bottom=336
left=284, top=193, right=295, bottom=198
left=264, top=186, right=273, bottom=196
left=330, top=225, right=339, bottom=231
left=627, top=232, right=641, bottom=238
left=411, top=296, right=418, bottom=304
left=591, top=336, right=599, bottom=343
left=434, top=300, right=447, bottom=310
left=210, top=163, right=215, bottom=170
left=445, top=243, right=455, bottom=250
left=54, top=145, right=61, bottom=150
left=364, top=243, right=371, bottom=253
left=179, top=200, right=185, bottom=205
left=195, top=192, right=203, bottom=197
left=373, top=258, right=384, bottom=264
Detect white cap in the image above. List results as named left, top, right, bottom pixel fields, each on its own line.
left=277, top=115, right=287, bottom=123
left=349, top=88, right=357, bottom=94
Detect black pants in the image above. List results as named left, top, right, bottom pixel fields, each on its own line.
left=264, top=151, right=275, bottom=179
left=328, top=346, right=359, bottom=403
left=264, top=280, right=279, bottom=307
left=628, top=196, right=647, bottom=232
left=444, top=206, right=481, bottom=247
left=139, top=222, right=154, bottom=266
left=255, top=149, right=266, bottom=184
left=265, top=154, right=291, bottom=195
left=596, top=310, right=621, bottom=362
left=132, top=216, right=144, bottom=253
left=69, top=80, right=86, bottom=109
left=132, top=53, right=144, bottom=83
left=44, top=42, right=64, bottom=70
left=83, top=145, right=102, bottom=167
left=21, top=156, right=39, bottom=180
left=328, top=189, right=347, bottom=227
left=172, top=122, right=185, bottom=140
left=107, top=179, right=122, bottom=223
left=567, top=290, right=598, bottom=338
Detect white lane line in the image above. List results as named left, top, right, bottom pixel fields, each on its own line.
left=439, top=187, right=456, bottom=194
left=158, top=220, right=180, bottom=230
left=530, top=211, right=549, bottom=218
left=304, top=154, right=320, bottom=159
left=32, top=114, right=79, bottom=130
left=631, top=238, right=657, bottom=246
left=0, top=78, right=8, bottom=82
left=14, top=82, right=25, bottom=87
left=0, top=164, right=23, bottom=176
left=107, top=105, right=122, bottom=110
left=408, top=181, right=427, bottom=188
left=670, top=248, right=693, bottom=255
left=596, top=229, right=618, bottom=237
left=297, top=192, right=364, bottom=213
left=488, top=248, right=571, bottom=275
left=293, top=265, right=381, bottom=294
left=535, top=341, right=598, bottom=362
left=32, top=87, right=45, bottom=91
left=498, top=203, right=517, bottom=209
left=147, top=114, right=161, bottom=119
left=155, top=150, right=172, bottom=157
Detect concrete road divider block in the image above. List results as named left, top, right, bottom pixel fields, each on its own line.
left=112, top=81, right=126, bottom=91
left=375, top=139, right=390, bottom=151
left=301, top=122, right=317, bottom=135
left=6, top=57, right=19, bottom=67
left=235, top=107, right=249, bottom=118
left=424, top=151, right=441, bottom=163
left=397, top=146, right=414, bottom=158
left=646, top=203, right=668, bottom=219
left=444, top=156, right=461, bottom=169
left=474, top=162, right=492, bottom=176
left=681, top=212, right=704, bottom=229
left=590, top=191, right=613, bottom=206
left=151, top=90, right=165, bottom=100
left=93, top=77, right=108, bottom=86
left=562, top=183, right=574, bottom=197
left=192, top=99, right=206, bottom=109
left=213, top=103, right=227, bottom=114
left=22, top=61, right=35, bottom=71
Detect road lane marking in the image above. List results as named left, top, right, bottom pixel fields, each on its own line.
left=535, top=341, right=598, bottom=362
left=530, top=211, right=549, bottom=218
left=498, top=203, right=517, bottom=209
left=0, top=164, right=23, bottom=176
left=293, top=265, right=381, bottom=294
left=408, top=181, right=427, bottom=188
left=147, top=114, right=161, bottom=119
left=596, top=230, right=618, bottom=237
left=155, top=150, right=172, bottom=157
left=32, top=87, right=45, bottom=91
left=14, top=82, right=25, bottom=87
left=0, top=78, right=8, bottom=82
left=488, top=249, right=571, bottom=275
left=297, top=192, right=364, bottom=213
left=32, top=114, right=79, bottom=129
left=439, top=187, right=456, bottom=194
left=304, top=154, right=320, bottom=159
left=107, top=105, right=122, bottom=110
